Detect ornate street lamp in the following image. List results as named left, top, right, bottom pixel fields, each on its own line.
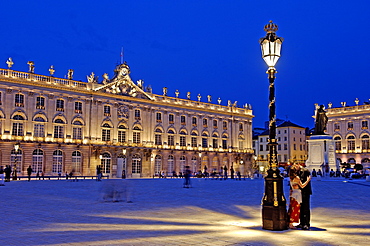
left=259, top=21, right=287, bottom=231
left=13, top=142, right=20, bottom=180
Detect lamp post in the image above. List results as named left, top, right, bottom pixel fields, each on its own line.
left=259, top=21, right=287, bottom=230
left=13, top=142, right=20, bottom=180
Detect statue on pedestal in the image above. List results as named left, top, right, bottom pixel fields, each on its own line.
left=313, top=105, right=328, bottom=135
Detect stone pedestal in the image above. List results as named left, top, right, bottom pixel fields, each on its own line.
left=305, top=135, right=336, bottom=173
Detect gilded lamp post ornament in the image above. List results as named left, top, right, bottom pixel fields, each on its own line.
left=175, top=89, right=179, bottom=98
left=260, top=20, right=287, bottom=231
left=27, top=61, right=35, bottom=73
left=207, top=95, right=212, bottom=103
left=197, top=94, right=201, bottom=101
left=6, top=57, right=14, bottom=69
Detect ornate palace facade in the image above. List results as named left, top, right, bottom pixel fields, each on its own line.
left=325, top=101, right=370, bottom=168
left=0, top=59, right=254, bottom=178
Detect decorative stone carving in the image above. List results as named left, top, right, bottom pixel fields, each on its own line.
left=27, top=61, right=35, bottom=73
left=87, top=72, right=98, bottom=83
left=49, top=65, right=55, bottom=76
left=67, top=69, right=74, bottom=80
left=6, top=58, right=14, bottom=69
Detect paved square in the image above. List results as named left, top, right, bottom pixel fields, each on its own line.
left=1, top=177, right=369, bottom=245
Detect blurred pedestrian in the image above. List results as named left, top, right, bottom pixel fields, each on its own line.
left=223, top=166, right=228, bottom=180
left=183, top=166, right=191, bottom=188
left=230, top=166, right=235, bottom=179
left=5, top=165, right=12, bottom=182
left=0, top=166, right=5, bottom=186
left=27, top=166, right=33, bottom=181
left=36, top=171, right=40, bottom=180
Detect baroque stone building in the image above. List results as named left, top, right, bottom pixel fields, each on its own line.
left=0, top=59, right=254, bottom=178
left=325, top=101, right=370, bottom=168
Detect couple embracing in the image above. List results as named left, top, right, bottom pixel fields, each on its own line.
left=288, top=163, right=312, bottom=230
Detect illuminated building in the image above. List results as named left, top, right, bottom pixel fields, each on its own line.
left=0, top=58, right=254, bottom=178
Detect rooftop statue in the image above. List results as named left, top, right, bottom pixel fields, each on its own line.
left=313, top=104, right=328, bottom=135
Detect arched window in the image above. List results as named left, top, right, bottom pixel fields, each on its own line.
left=191, top=131, right=198, bottom=147
left=118, top=124, right=127, bottom=143
left=101, top=152, right=111, bottom=174
left=52, top=150, right=63, bottom=173
left=72, top=151, right=82, bottom=173
left=191, top=156, right=198, bottom=173
left=102, top=123, right=111, bottom=141
left=212, top=156, right=219, bottom=171
left=132, top=154, right=141, bottom=173
left=155, top=128, right=163, bottom=145
left=155, top=155, right=162, bottom=174
left=202, top=132, right=209, bottom=148
left=180, top=156, right=186, bottom=173
left=334, top=136, right=342, bottom=151
left=72, top=120, right=83, bottom=140
left=32, top=149, right=43, bottom=173
left=222, top=134, right=228, bottom=149
left=362, top=135, right=370, bottom=150
left=12, top=115, right=24, bottom=136
left=54, top=119, right=65, bottom=138
left=168, top=155, right=174, bottom=174
left=168, top=129, right=175, bottom=146
left=347, top=135, right=355, bottom=151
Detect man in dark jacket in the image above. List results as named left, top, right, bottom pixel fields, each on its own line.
left=296, top=164, right=312, bottom=230
left=27, top=166, right=33, bottom=181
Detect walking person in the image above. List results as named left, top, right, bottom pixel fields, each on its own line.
left=0, top=166, right=5, bottom=186
left=230, top=166, right=235, bottom=179
left=223, top=166, right=228, bottom=180
left=295, top=163, right=312, bottom=230
left=183, top=166, right=191, bottom=188
left=27, top=166, right=33, bottom=181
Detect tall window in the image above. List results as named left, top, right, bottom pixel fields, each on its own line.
left=213, top=120, right=218, bottom=128
left=36, top=96, right=45, bottom=109
left=213, top=138, right=218, bottom=148
left=362, top=135, right=370, bottom=150
left=0, top=91, right=2, bottom=105
left=15, top=93, right=24, bottom=107
left=154, top=155, right=162, bottom=174
left=180, top=115, right=186, bottom=125
left=72, top=151, right=82, bottom=173
left=284, top=144, right=288, bottom=150
left=32, top=149, right=43, bottom=173
left=169, top=114, right=174, bottom=124
left=102, top=123, right=111, bottom=141
left=52, top=150, right=63, bottom=173
left=134, top=109, right=141, bottom=119
left=362, top=120, right=368, bottom=130
left=180, top=136, right=186, bottom=147
left=12, top=115, right=24, bottom=136
left=101, top=152, right=111, bottom=173
left=202, top=137, right=208, bottom=148
left=56, top=99, right=64, bottom=111
left=104, top=105, right=111, bottom=116
left=203, top=118, right=208, bottom=127
left=155, top=130, right=162, bottom=145
left=192, top=117, right=197, bottom=126
left=156, top=112, right=162, bottom=122
left=223, top=121, right=227, bottom=130
left=191, top=136, right=197, bottom=147
left=239, top=123, right=243, bottom=131
left=75, top=102, right=82, bottom=114
left=132, top=154, right=141, bottom=173
left=347, top=122, right=353, bottom=130
left=168, top=155, right=174, bottom=174
left=180, top=156, right=186, bottom=173
left=168, top=129, right=175, bottom=146
left=334, top=136, right=342, bottom=151
left=118, top=125, right=127, bottom=143
left=347, top=136, right=355, bottom=151
left=33, top=117, right=45, bottom=138
left=72, top=120, right=83, bottom=140
left=53, top=119, right=65, bottom=138
left=133, top=126, right=141, bottom=144
left=222, top=135, right=228, bottom=149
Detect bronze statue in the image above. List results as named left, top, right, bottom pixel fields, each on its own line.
left=313, top=105, right=328, bottom=135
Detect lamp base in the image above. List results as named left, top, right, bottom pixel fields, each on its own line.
left=262, top=204, right=288, bottom=230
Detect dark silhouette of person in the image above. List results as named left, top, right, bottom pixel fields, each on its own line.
left=230, top=166, right=235, bottom=179
left=312, top=169, right=317, bottom=177
left=0, top=166, right=5, bottom=185
left=223, top=166, right=228, bottom=180
left=36, top=171, right=40, bottom=180
left=237, top=171, right=241, bottom=180
left=5, top=165, right=12, bottom=182
left=27, top=166, right=33, bottom=181
left=183, top=166, right=191, bottom=188
left=313, top=105, right=328, bottom=135
left=296, top=164, right=312, bottom=230
left=317, top=169, right=322, bottom=177
left=122, top=170, right=126, bottom=179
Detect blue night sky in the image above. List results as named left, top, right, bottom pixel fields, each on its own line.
left=1, top=1, right=369, bottom=128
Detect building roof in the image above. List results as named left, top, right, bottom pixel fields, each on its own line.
left=277, top=121, right=305, bottom=128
